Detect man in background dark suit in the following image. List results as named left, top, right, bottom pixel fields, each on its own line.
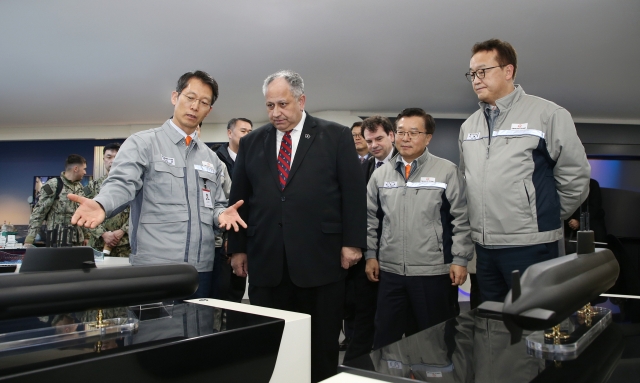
left=344, top=115, right=397, bottom=362
left=342, top=121, right=369, bottom=352
left=227, top=70, right=367, bottom=382
left=211, top=117, right=253, bottom=303
left=351, top=121, right=370, bottom=164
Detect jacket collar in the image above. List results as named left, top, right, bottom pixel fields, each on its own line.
left=163, top=119, right=201, bottom=147
left=395, top=147, right=430, bottom=173
left=59, top=172, right=77, bottom=186
left=215, top=142, right=233, bottom=161
left=161, top=119, right=187, bottom=145
left=478, top=84, right=525, bottom=112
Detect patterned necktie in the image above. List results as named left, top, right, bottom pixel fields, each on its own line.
left=376, top=161, right=383, bottom=168
left=405, top=164, right=411, bottom=180
left=185, top=136, right=192, bottom=146
left=360, top=156, right=366, bottom=164
left=277, top=131, right=293, bottom=190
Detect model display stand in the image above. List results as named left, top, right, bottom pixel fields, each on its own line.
left=128, top=302, right=174, bottom=321
left=526, top=304, right=612, bottom=361
left=0, top=307, right=138, bottom=353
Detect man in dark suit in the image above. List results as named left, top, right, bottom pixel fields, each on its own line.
left=362, top=116, right=398, bottom=180
left=344, top=115, right=397, bottom=362
left=211, top=118, right=253, bottom=303
left=351, top=121, right=370, bottom=164
left=227, top=70, right=367, bottom=382
left=342, top=121, right=369, bottom=352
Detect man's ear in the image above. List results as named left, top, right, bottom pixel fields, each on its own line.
left=505, top=64, right=515, bottom=81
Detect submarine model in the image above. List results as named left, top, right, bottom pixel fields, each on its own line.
left=0, top=263, right=198, bottom=320
left=478, top=247, right=619, bottom=344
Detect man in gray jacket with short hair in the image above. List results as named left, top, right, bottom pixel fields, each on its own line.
left=366, top=108, right=473, bottom=350
left=460, top=39, right=590, bottom=303
left=70, top=70, right=246, bottom=299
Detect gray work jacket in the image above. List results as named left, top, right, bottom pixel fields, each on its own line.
left=366, top=148, right=473, bottom=276
left=459, top=86, right=590, bottom=246
left=95, top=120, right=227, bottom=271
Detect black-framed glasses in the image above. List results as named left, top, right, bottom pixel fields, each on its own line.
left=179, top=92, right=212, bottom=108
left=465, top=65, right=504, bottom=82
left=396, top=130, right=428, bottom=139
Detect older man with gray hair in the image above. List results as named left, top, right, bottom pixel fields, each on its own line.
left=227, top=70, right=367, bottom=382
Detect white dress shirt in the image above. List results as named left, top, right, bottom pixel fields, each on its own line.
left=375, top=150, right=394, bottom=168
left=227, top=146, right=237, bottom=162
left=275, top=111, right=307, bottom=164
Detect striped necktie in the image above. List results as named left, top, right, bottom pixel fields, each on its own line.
left=277, top=131, right=293, bottom=190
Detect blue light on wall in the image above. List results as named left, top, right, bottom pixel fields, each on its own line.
left=589, top=159, right=623, bottom=190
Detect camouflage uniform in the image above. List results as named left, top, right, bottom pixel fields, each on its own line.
left=84, top=175, right=131, bottom=257
left=25, top=172, right=85, bottom=246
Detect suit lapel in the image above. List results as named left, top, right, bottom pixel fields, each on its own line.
left=264, top=125, right=281, bottom=190
left=287, top=114, right=317, bottom=183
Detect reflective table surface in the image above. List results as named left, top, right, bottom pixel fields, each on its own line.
left=0, top=302, right=285, bottom=382
left=341, top=298, right=640, bottom=383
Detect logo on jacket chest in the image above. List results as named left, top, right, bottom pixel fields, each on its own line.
left=161, top=155, right=175, bottom=165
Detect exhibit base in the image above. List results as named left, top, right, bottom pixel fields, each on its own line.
left=0, top=301, right=310, bottom=383
left=0, top=307, right=138, bottom=353
left=526, top=306, right=612, bottom=361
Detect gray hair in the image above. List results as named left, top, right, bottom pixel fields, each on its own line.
left=262, top=70, right=305, bottom=99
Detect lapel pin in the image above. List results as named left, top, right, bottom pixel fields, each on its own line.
left=305, top=134, right=310, bottom=139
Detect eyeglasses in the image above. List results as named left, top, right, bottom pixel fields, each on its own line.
left=180, top=93, right=212, bottom=108
left=465, top=65, right=504, bottom=82
left=396, top=130, right=428, bottom=139
left=352, top=133, right=363, bottom=138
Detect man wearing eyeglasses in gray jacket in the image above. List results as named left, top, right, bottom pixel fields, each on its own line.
left=460, top=39, right=590, bottom=303
left=366, top=108, right=473, bottom=350
left=70, top=70, right=246, bottom=299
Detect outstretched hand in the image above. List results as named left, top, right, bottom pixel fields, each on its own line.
left=68, top=194, right=106, bottom=229
left=219, top=200, right=247, bottom=232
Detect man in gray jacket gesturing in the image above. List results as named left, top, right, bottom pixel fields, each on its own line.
left=460, top=39, right=590, bottom=303
left=70, top=70, right=246, bottom=299
left=366, top=108, right=473, bottom=349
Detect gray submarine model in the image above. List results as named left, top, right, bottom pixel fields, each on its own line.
left=478, top=246, right=619, bottom=344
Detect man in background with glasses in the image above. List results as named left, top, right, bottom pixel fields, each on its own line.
left=351, top=122, right=371, bottom=164
left=459, top=39, right=590, bottom=303
left=70, top=70, right=246, bottom=299
left=365, top=108, right=473, bottom=350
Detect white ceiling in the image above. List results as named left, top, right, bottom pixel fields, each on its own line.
left=1, top=0, right=639, bottom=130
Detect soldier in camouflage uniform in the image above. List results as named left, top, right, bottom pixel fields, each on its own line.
left=84, top=143, right=131, bottom=257
left=25, top=155, right=87, bottom=247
